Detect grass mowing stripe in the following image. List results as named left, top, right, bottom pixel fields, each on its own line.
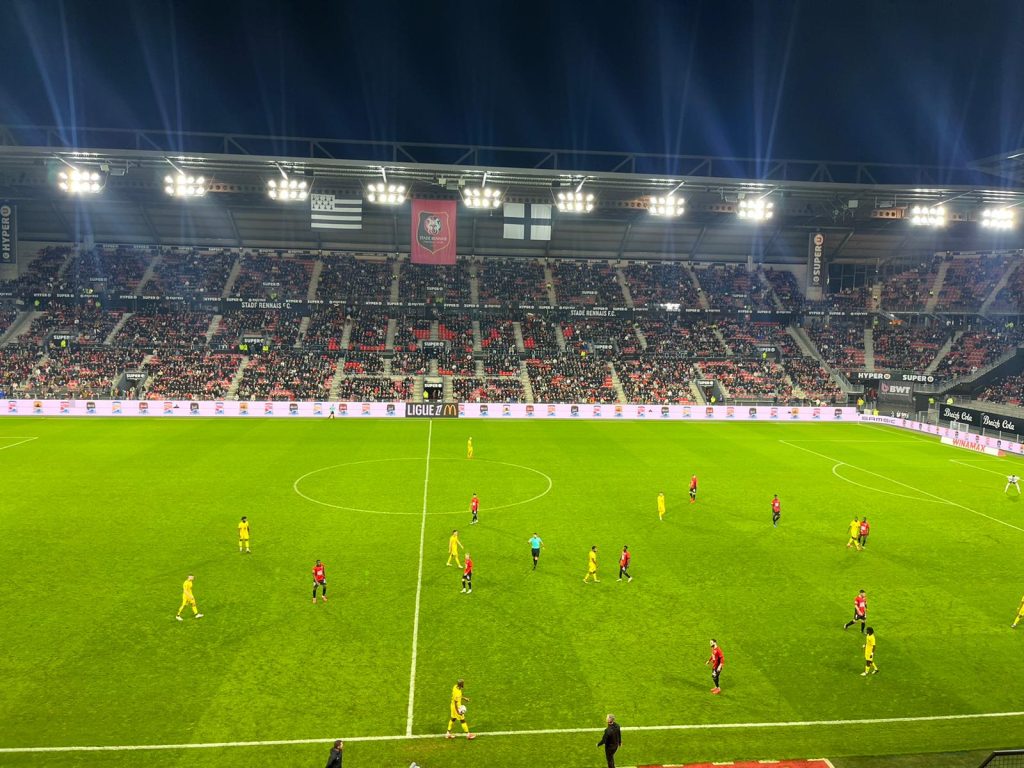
left=779, top=439, right=1024, bottom=534
left=406, top=419, right=432, bottom=736
left=4, top=711, right=1024, bottom=753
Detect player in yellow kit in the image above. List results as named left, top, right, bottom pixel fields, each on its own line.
left=1012, top=595, right=1024, bottom=628
left=467, top=437, right=474, bottom=459
left=238, top=516, right=251, bottom=553
left=175, top=575, right=204, bottom=621
left=846, top=517, right=862, bottom=550
left=657, top=491, right=666, bottom=521
left=447, top=529, right=463, bottom=567
left=861, top=626, right=877, bottom=675
left=445, top=679, right=475, bottom=740
left=583, top=545, right=599, bottom=583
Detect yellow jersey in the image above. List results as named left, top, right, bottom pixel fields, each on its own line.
left=238, top=520, right=250, bottom=538
left=849, top=520, right=861, bottom=538
left=450, top=684, right=464, bottom=718
left=182, top=579, right=194, bottom=598
left=658, top=495, right=666, bottom=513
left=448, top=534, right=460, bottom=552
left=864, top=634, right=876, bottom=660
left=588, top=550, right=597, bottom=571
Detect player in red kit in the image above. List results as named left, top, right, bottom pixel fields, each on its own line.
left=470, top=493, right=479, bottom=525
left=858, top=518, right=870, bottom=548
left=771, top=494, right=781, bottom=528
left=312, top=559, right=327, bottom=603
left=689, top=475, right=698, bottom=504
left=617, top=546, right=632, bottom=582
left=461, top=553, right=473, bottom=594
left=706, top=639, right=724, bottom=693
left=844, top=589, right=867, bottom=633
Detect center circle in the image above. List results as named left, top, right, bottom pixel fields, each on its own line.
left=293, top=457, right=553, bottom=516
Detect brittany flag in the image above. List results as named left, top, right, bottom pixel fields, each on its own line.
left=310, top=194, right=362, bottom=230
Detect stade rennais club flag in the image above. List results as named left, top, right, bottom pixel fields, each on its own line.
left=411, top=199, right=457, bottom=265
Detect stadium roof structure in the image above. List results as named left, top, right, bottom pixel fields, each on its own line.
left=2, top=124, right=1023, bottom=263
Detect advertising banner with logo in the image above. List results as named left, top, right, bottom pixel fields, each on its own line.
left=0, top=201, right=16, bottom=265
left=411, top=200, right=457, bottom=265
left=807, top=232, right=824, bottom=290
left=0, top=399, right=858, bottom=422
left=851, top=371, right=936, bottom=385
left=860, top=414, right=1024, bottom=454
left=938, top=404, right=1024, bottom=437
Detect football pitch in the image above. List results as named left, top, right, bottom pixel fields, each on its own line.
left=0, top=417, right=1022, bottom=768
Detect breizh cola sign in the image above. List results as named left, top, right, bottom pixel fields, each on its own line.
left=939, top=404, right=1023, bottom=437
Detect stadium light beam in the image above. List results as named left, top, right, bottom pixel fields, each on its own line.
left=980, top=208, right=1016, bottom=230
left=737, top=198, right=773, bottom=221
left=462, top=186, right=502, bottom=209
left=57, top=166, right=105, bottom=195
left=909, top=205, right=946, bottom=227
left=556, top=190, right=595, bottom=213
left=649, top=194, right=685, bottom=217
left=366, top=182, right=406, bottom=205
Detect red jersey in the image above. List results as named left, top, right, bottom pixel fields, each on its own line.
left=464, top=557, right=473, bottom=575
left=690, top=476, right=698, bottom=490
left=772, top=498, right=781, bottom=514
left=312, top=564, right=326, bottom=583
left=854, top=594, right=867, bottom=615
left=619, top=551, right=631, bottom=568
left=859, top=521, right=870, bottom=536
left=470, top=497, right=479, bottom=512
left=708, top=646, right=724, bottom=671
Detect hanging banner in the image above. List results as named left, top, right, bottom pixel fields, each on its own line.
left=807, top=232, right=824, bottom=289
left=0, top=202, right=16, bottom=265
left=411, top=200, right=457, bottom=265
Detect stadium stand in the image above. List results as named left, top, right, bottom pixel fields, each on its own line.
left=551, top=260, right=624, bottom=306
left=452, top=376, right=526, bottom=403
left=316, top=254, right=394, bottom=304
left=230, top=252, right=315, bottom=300
left=476, top=258, right=548, bottom=305
left=528, top=353, right=618, bottom=403
left=143, top=352, right=242, bottom=400
left=400, top=262, right=469, bottom=304
left=934, top=254, right=1010, bottom=313
left=623, top=261, right=700, bottom=307
left=616, top=356, right=696, bottom=404
left=880, top=257, right=940, bottom=312
left=976, top=372, right=1024, bottom=407
left=142, top=248, right=235, bottom=298
left=694, top=265, right=773, bottom=310
left=234, top=351, right=336, bottom=400
left=805, top=321, right=866, bottom=369
left=872, top=324, right=950, bottom=371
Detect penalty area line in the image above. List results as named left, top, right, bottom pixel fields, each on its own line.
left=3, top=711, right=1024, bottom=753
left=0, top=436, right=39, bottom=451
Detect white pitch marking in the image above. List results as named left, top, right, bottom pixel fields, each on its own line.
left=780, top=440, right=1024, bottom=534
left=831, top=463, right=949, bottom=505
left=0, top=436, right=38, bottom=451
left=950, top=459, right=1011, bottom=478
left=406, top=420, right=432, bottom=736
left=2, top=710, right=1023, bottom=753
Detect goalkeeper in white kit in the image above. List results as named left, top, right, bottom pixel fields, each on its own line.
left=1006, top=474, right=1021, bottom=494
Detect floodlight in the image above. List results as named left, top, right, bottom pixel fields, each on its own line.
left=268, top=176, right=309, bottom=201
left=462, top=186, right=502, bottom=209
left=164, top=174, right=208, bottom=198
left=737, top=198, right=773, bottom=221
left=649, top=194, right=685, bottom=217
left=556, top=191, right=595, bottom=213
left=909, top=205, right=945, bottom=227
left=366, top=182, right=406, bottom=205
left=980, top=208, right=1015, bottom=230
left=57, top=167, right=105, bottom=195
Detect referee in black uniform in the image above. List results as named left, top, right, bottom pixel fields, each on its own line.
left=597, top=714, right=621, bottom=768
left=325, top=739, right=343, bottom=768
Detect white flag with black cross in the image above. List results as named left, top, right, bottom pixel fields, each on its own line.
left=503, top=202, right=552, bottom=241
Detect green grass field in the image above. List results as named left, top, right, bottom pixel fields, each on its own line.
left=1, top=417, right=1022, bottom=768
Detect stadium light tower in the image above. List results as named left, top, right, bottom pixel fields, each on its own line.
left=737, top=197, right=773, bottom=221
left=56, top=164, right=105, bottom=195
left=909, top=205, right=946, bottom=227
left=649, top=194, right=685, bottom=217
left=556, top=190, right=595, bottom=213
left=980, top=207, right=1016, bottom=230
left=366, top=181, right=406, bottom=205
left=267, top=166, right=309, bottom=202
left=462, top=186, right=502, bottom=209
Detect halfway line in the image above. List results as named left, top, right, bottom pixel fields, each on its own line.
left=2, top=710, right=1023, bottom=753
left=406, top=419, right=432, bottom=735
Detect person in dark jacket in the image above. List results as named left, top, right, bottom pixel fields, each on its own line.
left=325, top=739, right=343, bottom=768
left=597, top=714, right=621, bottom=768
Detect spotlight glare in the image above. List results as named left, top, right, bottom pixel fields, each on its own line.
left=56, top=165, right=105, bottom=194
left=736, top=198, right=774, bottom=222
left=909, top=205, right=946, bottom=227
left=981, top=207, right=1016, bottom=230
left=649, top=194, right=686, bottom=217
left=462, top=185, right=503, bottom=208
left=366, top=181, right=406, bottom=205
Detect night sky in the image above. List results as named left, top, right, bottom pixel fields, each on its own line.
left=1, top=0, right=1022, bottom=168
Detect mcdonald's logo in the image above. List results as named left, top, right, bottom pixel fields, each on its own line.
left=405, top=402, right=460, bottom=418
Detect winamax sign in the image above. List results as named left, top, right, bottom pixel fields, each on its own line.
left=939, top=404, right=1023, bottom=437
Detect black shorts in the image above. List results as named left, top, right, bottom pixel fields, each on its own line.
left=532, top=548, right=540, bottom=558
left=314, top=579, right=326, bottom=587
left=852, top=611, right=865, bottom=621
